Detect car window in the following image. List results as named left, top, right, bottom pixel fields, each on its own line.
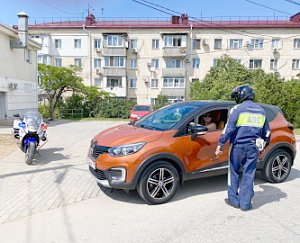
left=136, top=105, right=198, bottom=131
left=133, top=106, right=151, bottom=111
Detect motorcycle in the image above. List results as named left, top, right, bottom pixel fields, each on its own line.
left=13, top=111, right=48, bottom=165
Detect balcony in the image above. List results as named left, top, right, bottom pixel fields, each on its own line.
left=162, top=47, right=187, bottom=57
left=162, top=68, right=186, bottom=77
left=103, top=67, right=126, bottom=76
left=102, top=48, right=126, bottom=56
left=161, top=88, right=185, bottom=97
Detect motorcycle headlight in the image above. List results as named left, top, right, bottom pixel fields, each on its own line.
left=108, top=142, right=146, bottom=157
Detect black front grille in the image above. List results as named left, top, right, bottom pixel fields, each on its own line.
left=89, top=166, right=107, bottom=180
left=91, top=145, right=110, bottom=160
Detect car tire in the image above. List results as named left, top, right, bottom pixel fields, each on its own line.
left=261, top=149, right=292, bottom=183
left=137, top=161, right=179, bottom=205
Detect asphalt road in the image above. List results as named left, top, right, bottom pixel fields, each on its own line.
left=0, top=120, right=299, bottom=243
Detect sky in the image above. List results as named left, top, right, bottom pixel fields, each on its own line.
left=0, top=0, right=299, bottom=26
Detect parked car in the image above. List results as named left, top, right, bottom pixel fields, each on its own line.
left=129, top=105, right=153, bottom=123
left=87, top=101, right=296, bottom=204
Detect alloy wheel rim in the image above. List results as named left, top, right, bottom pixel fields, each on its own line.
left=146, top=168, right=175, bottom=200
left=271, top=155, right=290, bottom=180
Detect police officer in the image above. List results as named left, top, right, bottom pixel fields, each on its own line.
left=215, top=84, right=271, bottom=211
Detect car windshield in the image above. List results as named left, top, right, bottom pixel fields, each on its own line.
left=133, top=105, right=151, bottom=112
left=135, top=104, right=198, bottom=131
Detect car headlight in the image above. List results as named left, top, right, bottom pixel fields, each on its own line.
left=130, top=114, right=138, bottom=119
left=108, top=142, right=146, bottom=157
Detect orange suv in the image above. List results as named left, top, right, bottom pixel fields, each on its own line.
left=87, top=101, right=296, bottom=204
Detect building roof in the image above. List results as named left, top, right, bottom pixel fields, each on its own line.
left=23, top=13, right=300, bottom=30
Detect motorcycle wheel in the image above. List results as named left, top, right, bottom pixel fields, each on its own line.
left=25, top=142, right=36, bottom=165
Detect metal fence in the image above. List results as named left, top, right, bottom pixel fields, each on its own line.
left=60, top=109, right=83, bottom=118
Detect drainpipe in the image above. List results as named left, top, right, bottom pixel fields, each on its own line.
left=185, top=24, right=193, bottom=100
left=82, top=25, right=93, bottom=86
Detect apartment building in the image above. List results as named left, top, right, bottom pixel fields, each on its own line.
left=0, top=13, right=41, bottom=120
left=25, top=13, right=300, bottom=105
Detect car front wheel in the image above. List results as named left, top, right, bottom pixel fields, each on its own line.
left=261, top=149, right=292, bottom=183
left=137, top=161, right=179, bottom=205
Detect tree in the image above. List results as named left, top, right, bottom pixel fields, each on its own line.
left=153, top=94, right=169, bottom=110
left=190, top=55, right=252, bottom=100
left=38, top=64, right=84, bottom=119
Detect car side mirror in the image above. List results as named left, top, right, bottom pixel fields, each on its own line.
left=13, top=113, right=20, bottom=118
left=191, top=126, right=208, bottom=141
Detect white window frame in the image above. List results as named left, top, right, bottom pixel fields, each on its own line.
left=150, top=79, right=158, bottom=88
left=94, top=78, right=102, bottom=87
left=151, top=59, right=159, bottom=69
left=250, top=39, right=264, bottom=49
left=152, top=39, right=159, bottom=49
left=163, top=77, right=185, bottom=88
left=94, top=39, right=101, bottom=48
left=165, top=59, right=182, bottom=68
left=94, top=58, right=101, bottom=68
left=74, top=39, right=81, bottom=49
left=54, top=39, right=61, bottom=49
left=167, top=96, right=184, bottom=103
left=249, top=59, right=262, bottom=69
left=130, top=39, right=137, bottom=49
left=129, top=78, right=137, bottom=88
left=192, top=58, right=200, bottom=68
left=214, top=39, right=222, bottom=49
left=292, top=59, right=300, bottom=70
left=192, top=39, right=201, bottom=50
left=164, top=35, right=185, bottom=47
left=74, top=58, right=82, bottom=67
left=229, top=39, right=243, bottom=49
left=294, top=39, right=300, bottom=49
left=107, top=35, right=124, bottom=47
left=104, top=56, right=125, bottom=67
left=270, top=59, right=278, bottom=70
left=107, top=78, right=122, bottom=88
left=55, top=58, right=62, bottom=67
left=272, top=38, right=281, bottom=49
left=130, top=59, right=137, bottom=69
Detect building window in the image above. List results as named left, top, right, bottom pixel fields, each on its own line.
left=130, top=39, right=137, bottom=49
left=163, top=77, right=184, bottom=88
left=129, top=79, right=137, bottom=88
left=151, top=59, right=159, bottom=69
left=55, top=58, right=62, bottom=67
left=165, top=59, right=182, bottom=68
left=214, top=39, right=222, bottom=49
left=150, top=79, right=158, bottom=88
left=152, top=39, right=159, bottom=49
left=192, top=58, right=200, bottom=68
left=192, top=39, right=201, bottom=50
left=94, top=58, right=101, bottom=68
left=272, top=38, right=281, bottom=49
left=164, top=35, right=185, bottom=47
left=107, top=78, right=122, bottom=88
left=130, top=59, right=137, bottom=69
left=107, top=35, right=124, bottom=47
left=250, top=39, right=264, bottom=49
left=167, top=96, right=184, bottom=103
left=270, top=59, right=278, bottom=70
left=74, top=39, right=81, bottom=49
left=294, top=39, right=300, bottom=49
left=94, top=39, right=101, bottom=48
left=229, top=39, right=243, bottom=49
left=249, top=59, right=262, bottom=69
left=213, top=58, right=220, bottom=66
left=191, top=78, right=199, bottom=83
left=54, top=39, right=61, bottom=49
left=292, top=59, right=300, bottom=70
left=74, top=58, right=82, bottom=67
left=94, top=78, right=102, bottom=87
left=104, top=56, right=125, bottom=67
left=150, top=98, right=157, bottom=106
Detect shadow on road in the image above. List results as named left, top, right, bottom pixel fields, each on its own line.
left=32, top=147, right=70, bottom=165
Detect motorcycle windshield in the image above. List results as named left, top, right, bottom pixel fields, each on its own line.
left=26, top=117, right=39, bottom=131
left=24, top=111, right=43, bottom=126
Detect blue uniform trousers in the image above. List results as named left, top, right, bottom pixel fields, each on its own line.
left=228, top=143, right=259, bottom=210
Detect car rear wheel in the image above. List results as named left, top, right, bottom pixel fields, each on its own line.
left=137, top=161, right=179, bottom=205
left=261, top=149, right=292, bottom=183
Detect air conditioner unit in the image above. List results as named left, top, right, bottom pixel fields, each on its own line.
left=124, top=41, right=129, bottom=48
left=96, top=69, right=103, bottom=75
left=132, top=48, right=138, bottom=53
left=8, top=83, right=18, bottom=90
left=244, top=41, right=251, bottom=48
left=180, top=47, right=186, bottom=53
left=272, top=48, right=279, bottom=53
left=202, top=39, right=209, bottom=45
left=147, top=61, right=152, bottom=67
left=95, top=48, right=102, bottom=53
left=185, top=59, right=191, bottom=64
left=150, top=67, right=155, bottom=72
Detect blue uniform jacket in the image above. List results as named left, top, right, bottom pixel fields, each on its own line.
left=218, top=100, right=271, bottom=147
